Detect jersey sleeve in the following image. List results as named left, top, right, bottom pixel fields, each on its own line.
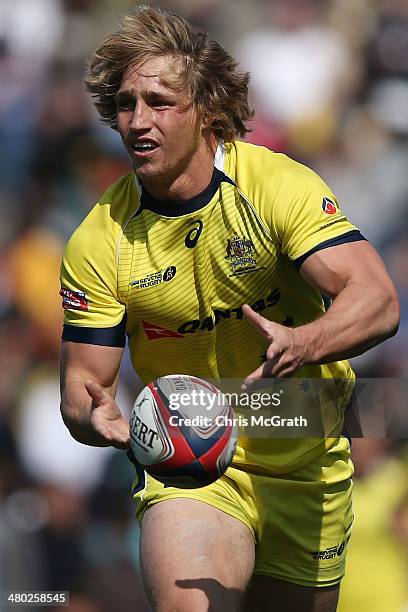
left=60, top=203, right=126, bottom=347
left=267, top=158, right=366, bottom=267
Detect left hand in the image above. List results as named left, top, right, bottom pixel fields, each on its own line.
left=242, top=304, right=309, bottom=388
left=85, top=379, right=131, bottom=450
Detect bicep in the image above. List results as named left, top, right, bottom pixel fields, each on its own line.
left=299, top=240, right=396, bottom=299
left=60, top=340, right=124, bottom=398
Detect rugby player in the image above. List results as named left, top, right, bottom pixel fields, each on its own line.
left=59, top=7, right=399, bottom=611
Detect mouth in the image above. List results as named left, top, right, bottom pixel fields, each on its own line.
left=130, top=140, right=159, bottom=157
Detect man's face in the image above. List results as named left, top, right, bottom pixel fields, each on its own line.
left=115, top=56, right=204, bottom=186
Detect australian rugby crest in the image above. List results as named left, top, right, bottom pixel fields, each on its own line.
left=225, top=235, right=261, bottom=277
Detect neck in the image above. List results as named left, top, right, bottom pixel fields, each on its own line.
left=137, top=133, right=218, bottom=201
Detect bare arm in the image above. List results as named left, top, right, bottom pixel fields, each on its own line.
left=296, top=240, right=399, bottom=362
left=243, top=241, right=400, bottom=384
left=60, top=340, right=129, bottom=449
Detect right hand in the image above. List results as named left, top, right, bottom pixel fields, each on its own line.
left=85, top=379, right=130, bottom=450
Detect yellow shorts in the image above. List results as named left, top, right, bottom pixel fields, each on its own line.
left=132, top=437, right=353, bottom=588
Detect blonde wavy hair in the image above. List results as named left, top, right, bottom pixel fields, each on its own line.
left=85, top=6, right=253, bottom=141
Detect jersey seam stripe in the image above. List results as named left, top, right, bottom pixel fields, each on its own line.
left=234, top=186, right=276, bottom=244
left=117, top=208, right=139, bottom=308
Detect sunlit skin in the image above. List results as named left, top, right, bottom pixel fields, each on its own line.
left=115, top=55, right=218, bottom=201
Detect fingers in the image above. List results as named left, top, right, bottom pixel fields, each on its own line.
left=85, top=379, right=130, bottom=449
left=242, top=363, right=269, bottom=390
left=242, top=341, right=281, bottom=389
left=242, top=304, right=273, bottom=339
left=92, top=413, right=130, bottom=450
left=242, top=351, right=297, bottom=389
left=109, top=423, right=130, bottom=450
left=85, top=379, right=110, bottom=405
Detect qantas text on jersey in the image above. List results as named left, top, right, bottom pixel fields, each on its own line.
left=142, top=287, right=281, bottom=338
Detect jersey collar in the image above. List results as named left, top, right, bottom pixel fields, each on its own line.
left=138, top=167, right=234, bottom=217
left=133, top=142, right=234, bottom=217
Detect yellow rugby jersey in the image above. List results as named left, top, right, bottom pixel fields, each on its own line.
left=61, top=141, right=363, bottom=473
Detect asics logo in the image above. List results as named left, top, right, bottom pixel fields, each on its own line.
left=185, top=220, right=203, bottom=248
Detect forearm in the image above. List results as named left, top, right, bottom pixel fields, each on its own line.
left=60, top=342, right=127, bottom=447
left=298, top=281, right=399, bottom=364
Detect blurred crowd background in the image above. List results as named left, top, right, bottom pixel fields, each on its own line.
left=0, top=0, right=408, bottom=610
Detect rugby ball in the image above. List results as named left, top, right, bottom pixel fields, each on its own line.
left=130, top=374, right=238, bottom=488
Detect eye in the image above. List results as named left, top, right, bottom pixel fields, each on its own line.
left=116, top=98, right=135, bottom=112
left=150, top=97, right=174, bottom=109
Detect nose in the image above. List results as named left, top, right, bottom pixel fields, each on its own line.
left=130, top=100, right=151, bottom=131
